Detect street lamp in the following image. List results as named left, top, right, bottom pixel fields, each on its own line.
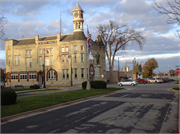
left=43, top=49, right=49, bottom=88
left=68, top=55, right=73, bottom=86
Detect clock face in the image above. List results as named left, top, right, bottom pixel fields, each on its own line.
left=74, top=12, right=78, bottom=18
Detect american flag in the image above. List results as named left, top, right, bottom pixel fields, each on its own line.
left=87, top=27, right=93, bottom=60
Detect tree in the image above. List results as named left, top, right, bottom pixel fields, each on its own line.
left=97, top=20, right=146, bottom=83
left=143, top=58, right=159, bottom=78
left=154, top=0, right=180, bottom=37
left=0, top=13, right=7, bottom=40
left=1, top=68, right=5, bottom=80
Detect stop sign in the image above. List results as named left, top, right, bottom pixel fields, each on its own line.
left=175, top=68, right=180, bottom=74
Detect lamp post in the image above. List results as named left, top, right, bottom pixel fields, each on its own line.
left=68, top=55, right=73, bottom=86
left=43, top=49, right=49, bottom=88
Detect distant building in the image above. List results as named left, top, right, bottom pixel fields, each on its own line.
left=5, top=2, right=106, bottom=87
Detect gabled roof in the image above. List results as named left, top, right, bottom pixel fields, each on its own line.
left=73, top=2, right=83, bottom=11
left=96, top=35, right=104, bottom=46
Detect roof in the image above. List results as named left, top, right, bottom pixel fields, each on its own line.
left=13, top=32, right=87, bottom=46
left=15, top=39, right=35, bottom=45
left=73, top=2, right=83, bottom=11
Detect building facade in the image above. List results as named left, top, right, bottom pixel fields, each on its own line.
left=5, top=2, right=106, bottom=87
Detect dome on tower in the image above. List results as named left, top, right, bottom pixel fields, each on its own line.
left=73, top=2, right=83, bottom=11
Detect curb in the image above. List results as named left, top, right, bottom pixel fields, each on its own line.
left=171, top=88, right=180, bottom=92
left=1, top=88, right=126, bottom=123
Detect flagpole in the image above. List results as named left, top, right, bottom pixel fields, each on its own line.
left=86, top=25, right=91, bottom=90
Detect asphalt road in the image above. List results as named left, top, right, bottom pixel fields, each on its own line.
left=1, top=82, right=179, bottom=133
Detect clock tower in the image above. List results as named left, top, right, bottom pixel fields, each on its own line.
left=73, top=2, right=84, bottom=32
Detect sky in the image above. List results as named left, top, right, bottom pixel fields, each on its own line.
left=0, top=0, right=179, bottom=73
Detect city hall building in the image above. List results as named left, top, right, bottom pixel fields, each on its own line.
left=5, top=2, right=106, bottom=87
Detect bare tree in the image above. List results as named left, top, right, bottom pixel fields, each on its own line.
left=0, top=15, right=7, bottom=41
left=154, top=0, right=180, bottom=37
left=97, top=20, right=145, bottom=83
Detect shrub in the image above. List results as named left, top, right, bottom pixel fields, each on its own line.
left=82, top=80, right=107, bottom=89
left=30, top=84, right=40, bottom=89
left=1, top=90, right=17, bottom=105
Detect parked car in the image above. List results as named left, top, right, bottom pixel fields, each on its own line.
left=143, top=78, right=151, bottom=82
left=118, top=79, right=137, bottom=86
left=138, top=79, right=148, bottom=83
left=163, top=78, right=170, bottom=82
left=148, top=78, right=163, bottom=83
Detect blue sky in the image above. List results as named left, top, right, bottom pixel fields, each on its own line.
left=0, top=0, right=180, bottom=73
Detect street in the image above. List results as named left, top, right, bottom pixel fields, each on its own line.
left=1, top=82, right=179, bottom=133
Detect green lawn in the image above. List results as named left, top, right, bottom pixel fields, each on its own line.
left=172, top=87, right=179, bottom=91
left=16, top=89, right=63, bottom=94
left=1, top=87, right=123, bottom=117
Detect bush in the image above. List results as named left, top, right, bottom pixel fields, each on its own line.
left=82, top=80, right=107, bottom=89
left=30, top=84, right=40, bottom=89
left=1, top=90, right=17, bottom=105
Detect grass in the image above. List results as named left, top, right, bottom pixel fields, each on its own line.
left=17, top=89, right=64, bottom=94
left=172, top=87, right=179, bottom=91
left=13, top=88, right=31, bottom=91
left=1, top=87, right=123, bottom=117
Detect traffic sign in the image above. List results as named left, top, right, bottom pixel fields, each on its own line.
left=176, top=65, right=180, bottom=67
left=175, top=68, right=180, bottom=74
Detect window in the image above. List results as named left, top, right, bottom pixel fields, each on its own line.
left=62, top=55, right=64, bottom=62
left=81, top=54, right=84, bottom=62
left=39, top=50, right=42, bottom=54
left=43, top=49, right=45, bottom=54
left=18, top=56, right=20, bottom=65
left=81, top=46, right=84, bottom=51
left=10, top=42, right=11, bottom=46
left=66, top=47, right=68, bottom=52
left=15, top=56, right=17, bottom=65
left=8, top=56, right=11, bottom=65
left=74, top=54, right=77, bottom=62
left=6, top=42, right=8, bottom=47
left=66, top=55, right=68, bottom=62
left=11, top=72, right=18, bottom=80
left=74, top=46, right=77, bottom=51
left=81, top=69, right=84, bottom=78
left=45, top=57, right=49, bottom=66
left=48, top=70, right=56, bottom=79
left=29, top=71, right=36, bottom=79
left=47, top=49, right=49, bottom=53
left=62, top=48, right=64, bottom=52
left=29, top=50, right=32, bottom=55
left=39, top=57, right=42, bottom=65
left=20, top=72, right=27, bottom=79
left=29, top=58, right=32, bottom=67
left=50, top=56, right=53, bottom=65
left=26, top=58, right=28, bottom=67
left=26, top=50, right=28, bottom=55
left=74, top=69, right=77, bottom=78
left=66, top=70, right=69, bottom=78
left=63, top=70, right=65, bottom=78
left=50, top=49, right=53, bottom=53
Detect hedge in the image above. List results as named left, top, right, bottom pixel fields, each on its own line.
left=82, top=80, right=107, bottom=89
left=1, top=90, right=17, bottom=105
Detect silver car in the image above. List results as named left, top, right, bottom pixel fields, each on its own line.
left=118, top=79, right=137, bottom=86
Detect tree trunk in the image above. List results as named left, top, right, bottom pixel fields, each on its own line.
left=109, top=61, right=113, bottom=83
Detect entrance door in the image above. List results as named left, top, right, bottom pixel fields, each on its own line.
left=90, top=66, right=94, bottom=80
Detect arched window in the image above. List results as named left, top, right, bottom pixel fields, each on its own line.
left=48, top=70, right=57, bottom=79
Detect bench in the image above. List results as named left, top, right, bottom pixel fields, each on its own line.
left=15, top=85, right=24, bottom=89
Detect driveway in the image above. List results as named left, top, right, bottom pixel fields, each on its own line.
left=1, top=82, right=179, bottom=133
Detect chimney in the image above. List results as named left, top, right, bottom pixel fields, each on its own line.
left=35, top=35, right=39, bottom=45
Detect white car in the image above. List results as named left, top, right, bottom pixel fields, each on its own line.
left=148, top=78, right=163, bottom=83
left=118, top=79, right=137, bottom=86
